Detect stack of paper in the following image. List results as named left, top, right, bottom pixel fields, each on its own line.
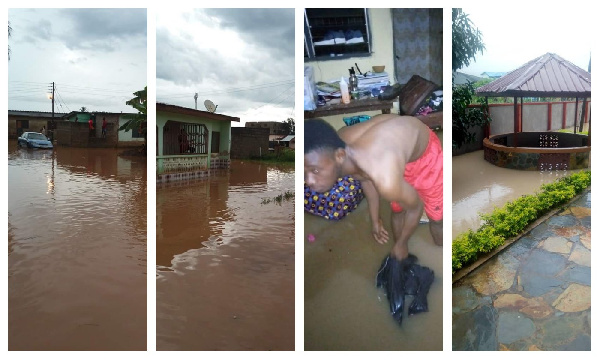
left=357, top=72, right=390, bottom=92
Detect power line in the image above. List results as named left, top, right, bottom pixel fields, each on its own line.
left=55, top=88, right=72, bottom=113
left=158, top=79, right=295, bottom=100
left=241, top=83, right=295, bottom=117
left=9, top=80, right=138, bottom=97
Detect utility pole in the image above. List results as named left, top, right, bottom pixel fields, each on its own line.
left=48, top=82, right=55, bottom=141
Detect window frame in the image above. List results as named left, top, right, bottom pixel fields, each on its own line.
left=162, top=121, right=208, bottom=156
left=304, top=8, right=372, bottom=61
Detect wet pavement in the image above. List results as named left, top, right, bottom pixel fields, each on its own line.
left=8, top=141, right=147, bottom=350
left=453, top=189, right=591, bottom=351
left=156, top=160, right=295, bottom=351
left=304, top=200, right=443, bottom=351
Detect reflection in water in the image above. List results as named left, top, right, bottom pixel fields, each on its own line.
left=304, top=201, right=443, bottom=350
left=156, top=160, right=295, bottom=351
left=452, top=150, right=576, bottom=238
left=8, top=141, right=147, bottom=351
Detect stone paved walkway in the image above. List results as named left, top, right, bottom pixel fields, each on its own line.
left=453, top=190, right=591, bottom=351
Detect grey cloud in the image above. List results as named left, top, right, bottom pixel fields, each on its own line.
left=17, top=18, right=53, bottom=44
left=58, top=8, right=147, bottom=52
left=202, top=8, right=295, bottom=58
left=156, top=9, right=294, bottom=117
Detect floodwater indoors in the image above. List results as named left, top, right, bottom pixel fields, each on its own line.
left=452, top=150, right=578, bottom=239
left=8, top=140, right=147, bottom=351
left=156, top=160, right=295, bottom=351
left=304, top=202, right=443, bottom=350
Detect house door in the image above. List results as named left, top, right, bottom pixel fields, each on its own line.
left=16, top=120, right=29, bottom=136
left=211, top=132, right=220, bottom=153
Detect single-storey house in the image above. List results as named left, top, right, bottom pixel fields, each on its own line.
left=8, top=110, right=67, bottom=139
left=58, top=111, right=145, bottom=147
left=156, top=103, right=240, bottom=182
left=278, top=134, right=295, bottom=149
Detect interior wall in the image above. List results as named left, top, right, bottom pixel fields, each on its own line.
left=304, top=9, right=395, bottom=83
left=392, top=8, right=443, bottom=86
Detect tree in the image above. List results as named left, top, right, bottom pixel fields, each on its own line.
left=452, top=83, right=491, bottom=149
left=452, top=9, right=485, bottom=72
left=79, top=106, right=88, bottom=112
left=452, top=9, right=490, bottom=150
left=119, top=86, right=147, bottom=149
left=282, top=117, right=295, bottom=135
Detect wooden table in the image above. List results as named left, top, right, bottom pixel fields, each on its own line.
left=304, top=97, right=395, bottom=119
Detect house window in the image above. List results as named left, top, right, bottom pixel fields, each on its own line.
left=163, top=121, right=208, bottom=155
left=131, top=123, right=145, bottom=138
left=211, top=132, right=221, bottom=153
left=304, top=8, right=371, bottom=60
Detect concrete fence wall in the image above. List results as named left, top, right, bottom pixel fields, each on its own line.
left=488, top=101, right=590, bottom=136
left=56, top=122, right=118, bottom=147
left=454, top=100, right=591, bottom=156
left=230, top=127, right=270, bottom=159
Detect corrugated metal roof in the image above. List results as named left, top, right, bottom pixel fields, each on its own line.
left=476, top=53, right=591, bottom=97
left=156, top=102, right=240, bottom=122
left=8, top=110, right=68, bottom=117
left=280, top=135, right=295, bottom=142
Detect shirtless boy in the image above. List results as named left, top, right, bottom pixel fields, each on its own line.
left=304, top=115, right=442, bottom=260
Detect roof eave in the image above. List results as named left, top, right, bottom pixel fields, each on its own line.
left=156, top=103, right=240, bottom=122
left=476, top=90, right=591, bottom=98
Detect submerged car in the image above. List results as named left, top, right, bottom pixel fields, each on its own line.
left=17, top=132, right=53, bottom=149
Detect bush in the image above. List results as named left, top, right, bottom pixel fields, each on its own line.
left=452, top=170, right=591, bottom=273
left=251, top=148, right=295, bottom=163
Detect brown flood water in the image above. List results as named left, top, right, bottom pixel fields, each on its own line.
left=156, top=160, right=295, bottom=351
left=8, top=140, right=147, bottom=351
left=452, top=150, right=577, bottom=239
left=304, top=201, right=443, bottom=350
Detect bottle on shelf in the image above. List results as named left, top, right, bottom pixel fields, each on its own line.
left=349, top=67, right=359, bottom=100
left=340, top=77, right=350, bottom=104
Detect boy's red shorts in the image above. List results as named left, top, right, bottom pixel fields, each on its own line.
left=390, top=129, right=443, bottom=221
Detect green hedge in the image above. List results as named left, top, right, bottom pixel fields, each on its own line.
left=452, top=170, right=591, bottom=273
left=251, top=148, right=295, bottom=163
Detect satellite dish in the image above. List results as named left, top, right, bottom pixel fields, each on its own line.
left=204, top=99, right=218, bottom=113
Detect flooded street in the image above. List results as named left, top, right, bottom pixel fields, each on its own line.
left=156, top=160, right=295, bottom=351
left=452, top=150, right=578, bottom=239
left=304, top=203, right=443, bottom=350
left=8, top=140, right=147, bottom=351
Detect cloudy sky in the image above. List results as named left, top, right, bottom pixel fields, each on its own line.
left=458, top=6, right=592, bottom=77
left=8, top=8, right=147, bottom=114
left=156, top=8, right=295, bottom=126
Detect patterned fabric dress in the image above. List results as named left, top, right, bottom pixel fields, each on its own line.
left=304, top=176, right=364, bottom=220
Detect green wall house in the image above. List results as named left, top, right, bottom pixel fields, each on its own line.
left=156, top=103, right=240, bottom=182
left=60, top=111, right=143, bottom=147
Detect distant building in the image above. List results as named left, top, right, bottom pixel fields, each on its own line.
left=60, top=111, right=144, bottom=147
left=245, top=121, right=287, bottom=135
left=278, top=134, right=295, bottom=149
left=8, top=110, right=143, bottom=148
left=8, top=110, right=67, bottom=139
